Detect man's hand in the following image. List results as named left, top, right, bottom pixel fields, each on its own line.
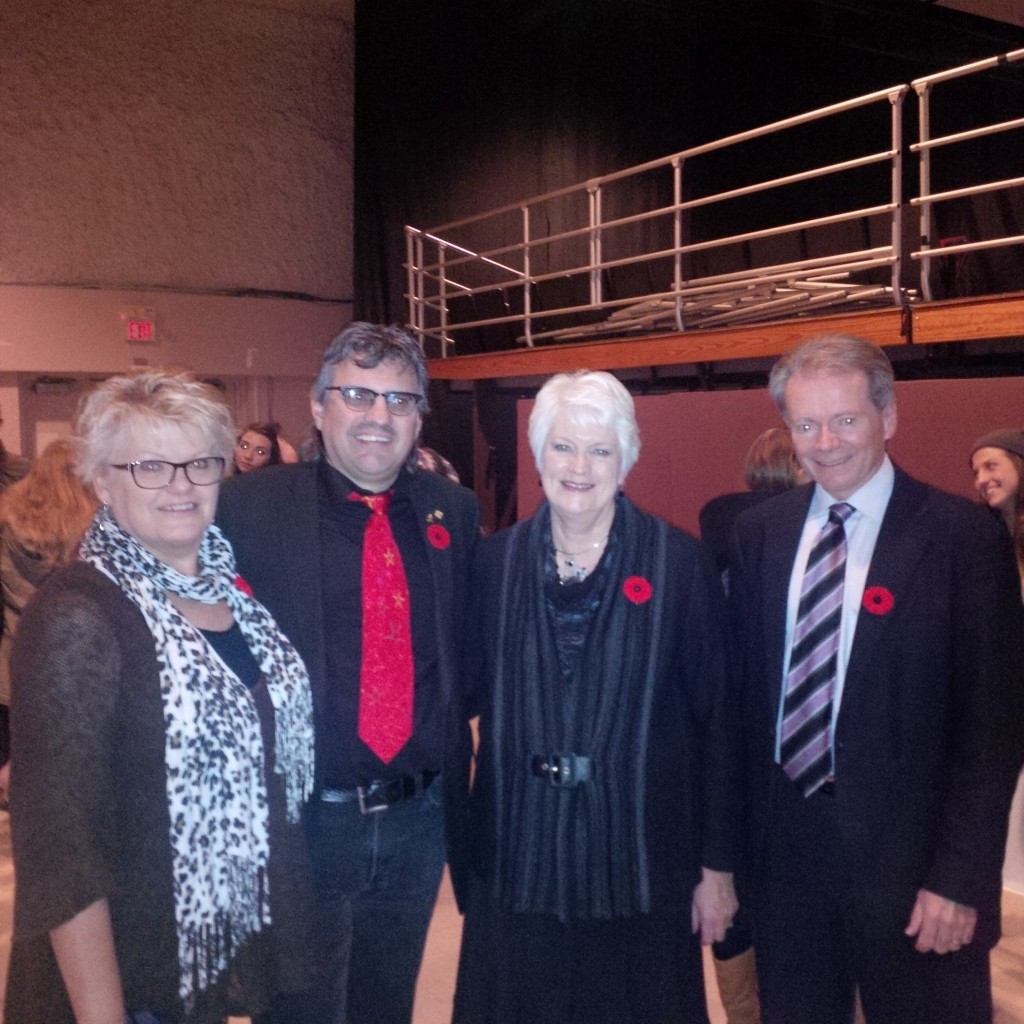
left=904, top=888, right=977, bottom=954
left=691, top=867, right=738, bottom=945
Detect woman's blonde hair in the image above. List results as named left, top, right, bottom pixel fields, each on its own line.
left=75, top=369, right=236, bottom=485
left=0, top=439, right=98, bottom=564
left=744, top=427, right=802, bottom=491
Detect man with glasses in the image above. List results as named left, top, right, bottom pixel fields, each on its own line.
left=730, top=334, right=1024, bottom=1024
left=218, top=322, right=480, bottom=1024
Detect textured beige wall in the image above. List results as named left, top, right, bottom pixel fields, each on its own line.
left=2, top=0, right=353, bottom=296
left=0, top=0, right=354, bottom=387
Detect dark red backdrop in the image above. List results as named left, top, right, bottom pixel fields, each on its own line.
left=517, top=377, right=1024, bottom=534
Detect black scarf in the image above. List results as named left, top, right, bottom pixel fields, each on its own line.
left=489, top=495, right=668, bottom=920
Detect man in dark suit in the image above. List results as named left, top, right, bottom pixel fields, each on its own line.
left=730, top=333, right=1024, bottom=1024
left=218, top=322, right=480, bottom=1024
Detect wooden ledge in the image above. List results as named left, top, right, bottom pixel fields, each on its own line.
left=911, top=292, right=1024, bottom=344
left=428, top=307, right=911, bottom=381
left=427, top=292, right=1024, bottom=381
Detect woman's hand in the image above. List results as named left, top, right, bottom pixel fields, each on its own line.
left=690, top=867, right=738, bottom=945
left=50, top=898, right=127, bottom=1024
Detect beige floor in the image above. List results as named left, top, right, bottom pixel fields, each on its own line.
left=0, top=811, right=1021, bottom=1024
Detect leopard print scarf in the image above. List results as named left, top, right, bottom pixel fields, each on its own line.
left=79, top=505, right=314, bottom=1010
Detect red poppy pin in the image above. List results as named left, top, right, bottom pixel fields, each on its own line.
left=233, top=574, right=254, bottom=597
left=862, top=585, right=894, bottom=616
left=623, top=575, right=653, bottom=604
left=427, top=524, right=451, bottom=550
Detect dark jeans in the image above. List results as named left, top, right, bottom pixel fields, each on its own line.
left=294, top=779, right=446, bottom=1024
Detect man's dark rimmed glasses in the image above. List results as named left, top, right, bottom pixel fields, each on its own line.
left=324, top=385, right=422, bottom=416
left=109, top=457, right=226, bottom=489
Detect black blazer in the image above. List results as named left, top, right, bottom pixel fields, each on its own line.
left=730, top=467, right=1024, bottom=948
left=698, top=488, right=788, bottom=577
left=217, top=461, right=481, bottom=896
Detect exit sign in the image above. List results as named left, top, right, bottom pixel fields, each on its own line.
left=120, top=307, right=157, bottom=343
left=127, top=319, right=154, bottom=342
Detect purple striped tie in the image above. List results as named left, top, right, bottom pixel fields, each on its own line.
left=780, top=502, right=854, bottom=797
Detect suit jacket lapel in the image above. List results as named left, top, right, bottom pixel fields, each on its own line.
left=408, top=474, right=456, bottom=702
left=843, top=468, right=930, bottom=696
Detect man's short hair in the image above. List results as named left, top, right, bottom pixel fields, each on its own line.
left=312, top=322, right=429, bottom=413
left=768, top=333, right=895, bottom=417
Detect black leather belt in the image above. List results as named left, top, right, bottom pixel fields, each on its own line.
left=320, top=770, right=438, bottom=813
left=531, top=753, right=592, bottom=788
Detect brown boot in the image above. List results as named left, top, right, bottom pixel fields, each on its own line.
left=712, top=947, right=761, bottom=1024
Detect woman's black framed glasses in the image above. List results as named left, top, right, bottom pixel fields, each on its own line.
left=109, top=457, right=226, bottom=489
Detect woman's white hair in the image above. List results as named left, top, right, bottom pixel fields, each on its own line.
left=528, top=370, right=641, bottom=480
left=75, top=369, right=236, bottom=485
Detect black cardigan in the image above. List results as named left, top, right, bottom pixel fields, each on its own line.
left=455, top=498, right=743, bottom=919
left=6, top=562, right=314, bottom=1023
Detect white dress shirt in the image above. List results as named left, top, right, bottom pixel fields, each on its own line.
left=775, top=455, right=896, bottom=765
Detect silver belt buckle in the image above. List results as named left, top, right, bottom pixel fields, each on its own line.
left=357, top=784, right=389, bottom=814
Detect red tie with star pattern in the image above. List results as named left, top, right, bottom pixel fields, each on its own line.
left=351, top=491, right=414, bottom=763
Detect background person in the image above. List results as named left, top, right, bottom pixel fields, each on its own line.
left=0, top=439, right=97, bottom=790
left=5, top=370, right=315, bottom=1024
left=235, top=422, right=284, bottom=473
left=698, top=425, right=806, bottom=1024
left=699, top=425, right=805, bottom=587
left=0, top=402, right=31, bottom=492
left=451, top=370, right=741, bottom=1024
left=970, top=428, right=1024, bottom=590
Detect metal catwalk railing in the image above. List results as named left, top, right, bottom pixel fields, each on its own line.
left=406, top=48, right=1023, bottom=356
left=911, top=48, right=1024, bottom=301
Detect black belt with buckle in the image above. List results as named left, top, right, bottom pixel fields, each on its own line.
left=320, top=770, right=438, bottom=813
left=531, top=753, right=593, bottom=788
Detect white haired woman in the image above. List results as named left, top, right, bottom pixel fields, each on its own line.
left=5, top=370, right=315, bottom=1024
left=451, top=370, right=742, bottom=1024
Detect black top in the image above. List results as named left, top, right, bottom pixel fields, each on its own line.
left=698, top=486, right=790, bottom=577
left=215, top=460, right=482, bottom=909
left=731, top=470, right=1024, bottom=950
left=316, top=459, right=441, bottom=788
left=202, top=620, right=262, bottom=690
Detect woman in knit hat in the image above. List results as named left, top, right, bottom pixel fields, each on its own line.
left=970, top=427, right=1024, bottom=587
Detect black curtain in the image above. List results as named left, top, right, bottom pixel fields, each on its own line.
left=354, top=0, right=1024, bottom=325
left=353, top=0, right=1024, bottom=500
